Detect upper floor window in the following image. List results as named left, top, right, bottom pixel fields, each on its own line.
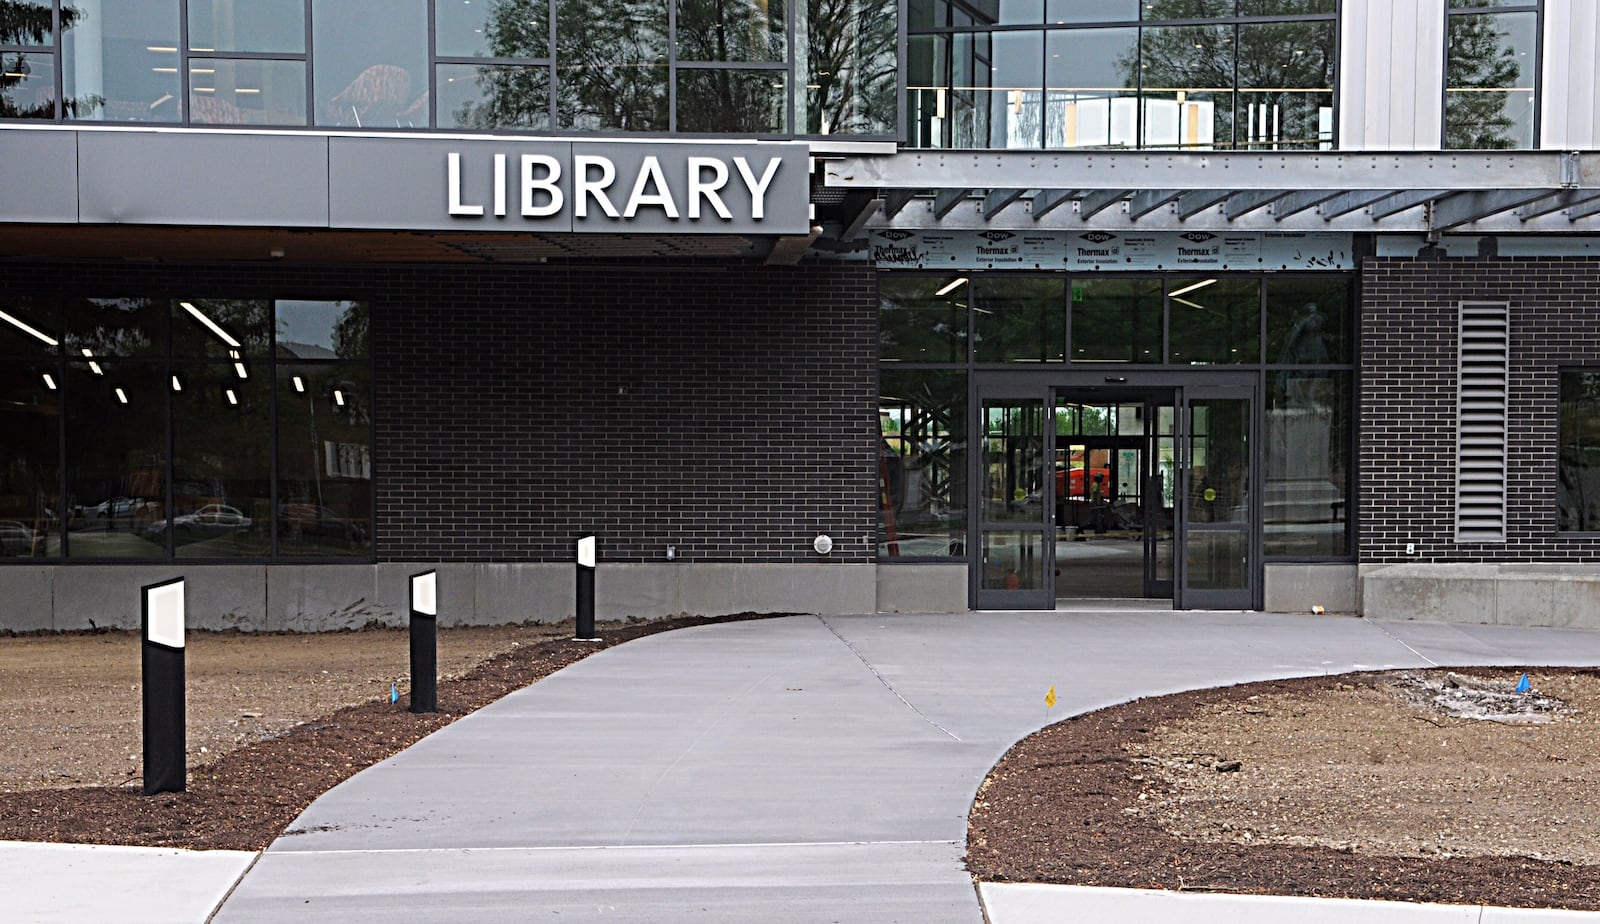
left=906, top=0, right=1336, bottom=150
left=0, top=0, right=893, bottom=138
left=1445, top=0, right=1539, bottom=149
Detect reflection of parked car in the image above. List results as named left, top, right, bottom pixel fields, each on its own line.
left=146, top=504, right=252, bottom=535
left=95, top=496, right=139, bottom=517
left=182, top=504, right=251, bottom=530
left=0, top=521, right=42, bottom=556
left=278, top=503, right=365, bottom=542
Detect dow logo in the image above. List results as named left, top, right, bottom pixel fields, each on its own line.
left=877, top=230, right=914, bottom=241
left=980, top=231, right=1016, bottom=242
left=1181, top=232, right=1218, bottom=243
left=1080, top=232, right=1117, bottom=243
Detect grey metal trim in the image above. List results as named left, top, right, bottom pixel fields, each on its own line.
left=1271, top=189, right=1343, bottom=220
left=839, top=197, right=884, bottom=241
left=1566, top=197, right=1600, bottom=221
left=1517, top=189, right=1600, bottom=221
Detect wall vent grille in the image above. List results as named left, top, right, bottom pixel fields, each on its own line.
left=1456, top=301, right=1510, bottom=543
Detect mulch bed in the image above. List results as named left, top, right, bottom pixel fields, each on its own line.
left=966, top=674, right=1600, bottom=911
left=0, top=613, right=773, bottom=851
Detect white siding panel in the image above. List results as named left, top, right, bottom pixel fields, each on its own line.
left=1542, top=0, right=1600, bottom=149
left=1340, top=0, right=1445, bottom=150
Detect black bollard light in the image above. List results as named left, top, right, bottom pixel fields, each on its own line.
left=409, top=569, right=438, bottom=714
left=575, top=535, right=599, bottom=641
left=141, top=577, right=186, bottom=795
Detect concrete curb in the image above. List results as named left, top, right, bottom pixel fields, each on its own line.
left=0, top=840, right=257, bottom=924
left=979, top=883, right=1600, bottom=923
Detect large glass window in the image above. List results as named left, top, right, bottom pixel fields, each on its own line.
left=15, top=0, right=892, bottom=136
left=1166, top=277, right=1260, bottom=364
left=973, top=276, right=1065, bottom=363
left=0, top=297, right=372, bottom=561
left=313, top=0, right=428, bottom=129
left=908, top=0, right=1336, bottom=150
left=1264, top=370, right=1350, bottom=556
left=1445, top=1, right=1539, bottom=149
left=1071, top=277, right=1162, bottom=363
left=1, top=1, right=56, bottom=119
left=62, top=0, right=182, bottom=123
left=1559, top=370, right=1600, bottom=532
left=879, top=275, right=970, bottom=364
left=879, top=370, right=967, bottom=557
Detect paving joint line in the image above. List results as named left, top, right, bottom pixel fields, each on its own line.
left=268, top=839, right=962, bottom=857
left=815, top=614, right=963, bottom=741
left=1362, top=617, right=1442, bottom=668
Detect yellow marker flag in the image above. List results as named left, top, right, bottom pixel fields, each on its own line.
left=1045, top=685, right=1057, bottom=709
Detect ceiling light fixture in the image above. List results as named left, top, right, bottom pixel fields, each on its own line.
left=1167, top=278, right=1217, bottom=298
left=171, top=375, right=182, bottom=392
left=42, top=373, right=56, bottom=390
left=226, top=389, right=238, bottom=405
left=333, top=389, right=345, bottom=407
left=181, top=301, right=242, bottom=347
left=81, top=347, right=104, bottom=376
left=115, top=387, right=128, bottom=404
left=935, top=277, right=968, bottom=296
left=1, top=309, right=59, bottom=346
left=292, top=375, right=305, bottom=393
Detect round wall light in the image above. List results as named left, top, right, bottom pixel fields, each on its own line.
left=813, top=534, right=834, bottom=555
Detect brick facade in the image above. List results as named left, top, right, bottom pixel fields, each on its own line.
left=1361, top=255, right=1600, bottom=564
left=0, top=258, right=880, bottom=565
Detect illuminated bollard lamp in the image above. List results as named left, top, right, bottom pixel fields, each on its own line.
left=410, top=570, right=438, bottom=714
left=141, top=577, right=186, bottom=796
left=575, top=535, right=600, bottom=642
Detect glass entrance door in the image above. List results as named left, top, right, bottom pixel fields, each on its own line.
left=1176, top=385, right=1258, bottom=609
left=975, top=393, right=1052, bottom=609
left=1054, top=391, right=1175, bottom=601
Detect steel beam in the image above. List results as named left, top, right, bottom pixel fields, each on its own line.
left=1077, top=189, right=1127, bottom=219
left=882, top=189, right=916, bottom=220
left=1367, top=189, right=1450, bottom=220
left=1271, top=189, right=1344, bottom=220
left=824, top=150, right=1600, bottom=192
left=1173, top=189, right=1235, bottom=220
left=1517, top=189, right=1600, bottom=221
left=1318, top=190, right=1402, bottom=219
left=838, top=197, right=883, bottom=241
left=1030, top=188, right=1075, bottom=220
left=1432, top=189, right=1561, bottom=230
left=932, top=187, right=970, bottom=219
left=1222, top=189, right=1288, bottom=220
left=1127, top=189, right=1185, bottom=219
left=982, top=188, right=1025, bottom=217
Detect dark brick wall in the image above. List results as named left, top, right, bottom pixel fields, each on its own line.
left=1361, top=256, right=1600, bottom=564
left=0, top=258, right=880, bottom=564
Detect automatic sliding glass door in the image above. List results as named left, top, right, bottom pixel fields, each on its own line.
left=975, top=392, right=1052, bottom=609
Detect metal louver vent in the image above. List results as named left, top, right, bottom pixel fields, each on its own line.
left=1456, top=301, right=1510, bottom=543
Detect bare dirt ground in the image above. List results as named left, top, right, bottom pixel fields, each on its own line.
left=0, top=615, right=769, bottom=850
left=6, top=623, right=1600, bottom=910
left=968, top=668, right=1600, bottom=910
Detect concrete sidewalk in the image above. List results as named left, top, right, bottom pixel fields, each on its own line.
left=12, top=612, right=1600, bottom=922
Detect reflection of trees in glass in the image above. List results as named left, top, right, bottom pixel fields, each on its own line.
left=677, top=0, right=784, bottom=61
left=1445, top=6, right=1524, bottom=149
left=880, top=371, right=966, bottom=556
left=2, top=2, right=100, bottom=118
left=1117, top=2, right=1334, bottom=149
left=804, top=0, right=896, bottom=134
left=449, top=0, right=552, bottom=128
left=333, top=302, right=369, bottom=362
left=556, top=0, right=669, bottom=130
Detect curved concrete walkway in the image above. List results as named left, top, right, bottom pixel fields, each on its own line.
left=197, top=611, right=1600, bottom=923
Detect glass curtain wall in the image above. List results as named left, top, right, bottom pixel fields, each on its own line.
left=906, top=0, right=1336, bottom=150
left=877, top=272, right=1354, bottom=561
left=6, top=0, right=893, bottom=137
left=0, top=295, right=371, bottom=561
left=1445, top=0, right=1539, bottom=149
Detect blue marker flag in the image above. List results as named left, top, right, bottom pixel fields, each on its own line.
left=1516, top=673, right=1531, bottom=694
left=391, top=683, right=399, bottom=703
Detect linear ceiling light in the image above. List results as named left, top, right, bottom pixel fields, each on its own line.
left=81, top=348, right=104, bottom=375
left=171, top=375, right=182, bottom=392
left=114, top=387, right=128, bottom=404
left=0, top=308, right=59, bottom=346
left=1170, top=295, right=1207, bottom=312
left=180, top=301, right=242, bottom=348
left=292, top=375, right=305, bottom=393
left=1167, top=278, right=1217, bottom=299
left=42, top=373, right=56, bottom=390
left=935, top=277, right=968, bottom=296
left=333, top=389, right=345, bottom=407
left=226, top=389, right=238, bottom=405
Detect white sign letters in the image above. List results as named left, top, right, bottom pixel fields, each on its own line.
left=447, top=149, right=787, bottom=226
